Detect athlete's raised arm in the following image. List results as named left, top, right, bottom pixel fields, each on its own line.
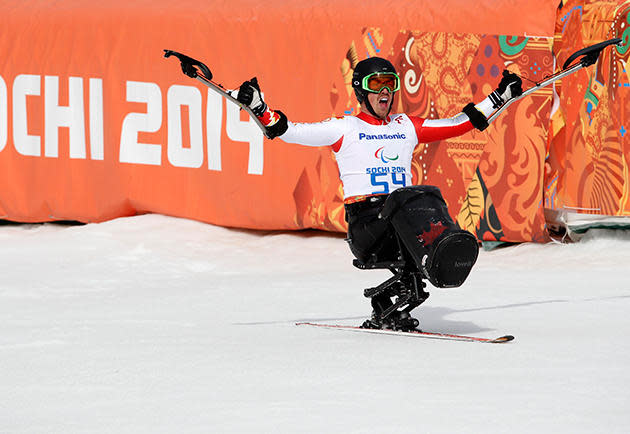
left=411, top=70, right=523, bottom=143
left=235, top=78, right=346, bottom=147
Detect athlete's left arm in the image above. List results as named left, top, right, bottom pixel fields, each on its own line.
left=410, top=113, right=474, bottom=143
left=411, top=70, right=523, bottom=143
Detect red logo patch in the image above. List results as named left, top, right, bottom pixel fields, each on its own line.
left=417, top=221, right=447, bottom=246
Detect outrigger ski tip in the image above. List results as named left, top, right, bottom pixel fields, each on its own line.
left=163, top=49, right=213, bottom=80
left=163, top=48, right=271, bottom=138
left=296, top=322, right=515, bottom=344
left=562, top=37, right=622, bottom=70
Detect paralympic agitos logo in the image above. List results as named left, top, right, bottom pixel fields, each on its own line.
left=374, top=146, right=399, bottom=163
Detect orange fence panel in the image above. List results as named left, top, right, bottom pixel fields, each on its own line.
left=0, top=0, right=559, bottom=241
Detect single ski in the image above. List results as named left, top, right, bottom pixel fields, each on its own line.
left=296, top=322, right=514, bottom=344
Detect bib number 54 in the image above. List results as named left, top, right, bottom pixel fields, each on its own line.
left=370, top=172, right=406, bottom=194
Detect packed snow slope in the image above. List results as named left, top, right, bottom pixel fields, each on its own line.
left=1, top=214, right=629, bottom=433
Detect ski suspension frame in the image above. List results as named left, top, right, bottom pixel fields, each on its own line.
left=163, top=49, right=270, bottom=138
left=487, top=37, right=622, bottom=125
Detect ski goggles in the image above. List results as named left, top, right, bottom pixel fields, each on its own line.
left=361, top=72, right=400, bottom=93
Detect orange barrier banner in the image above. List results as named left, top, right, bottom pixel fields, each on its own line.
left=0, top=0, right=559, bottom=241
left=546, top=0, right=630, bottom=220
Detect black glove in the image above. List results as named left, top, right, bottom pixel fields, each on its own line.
left=235, top=78, right=288, bottom=139
left=488, top=70, right=523, bottom=109
left=265, top=110, right=288, bottom=139
left=236, top=77, right=267, bottom=117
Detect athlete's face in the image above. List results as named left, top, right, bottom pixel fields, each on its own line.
left=365, top=88, right=393, bottom=120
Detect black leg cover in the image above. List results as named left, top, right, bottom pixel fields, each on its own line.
left=380, top=186, right=479, bottom=288
left=427, top=230, right=479, bottom=287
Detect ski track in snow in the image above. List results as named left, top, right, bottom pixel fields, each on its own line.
left=1, top=214, right=629, bottom=433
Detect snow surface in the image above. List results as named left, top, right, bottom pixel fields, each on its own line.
left=1, top=214, right=629, bottom=433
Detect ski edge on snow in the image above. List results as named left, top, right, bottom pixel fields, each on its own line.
left=296, top=322, right=514, bottom=344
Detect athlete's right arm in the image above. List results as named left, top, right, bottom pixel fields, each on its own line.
left=279, top=118, right=346, bottom=148
left=234, top=78, right=288, bottom=138
left=236, top=78, right=345, bottom=146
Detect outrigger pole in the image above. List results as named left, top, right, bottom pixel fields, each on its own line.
left=487, top=37, right=622, bottom=125
left=163, top=49, right=270, bottom=138
left=165, top=38, right=623, bottom=132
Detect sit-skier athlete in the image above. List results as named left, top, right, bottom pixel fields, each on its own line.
left=236, top=57, right=522, bottom=331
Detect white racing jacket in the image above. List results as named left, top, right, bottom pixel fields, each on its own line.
left=280, top=111, right=477, bottom=201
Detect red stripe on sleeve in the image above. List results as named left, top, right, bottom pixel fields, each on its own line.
left=409, top=116, right=425, bottom=142
left=409, top=115, right=474, bottom=143
left=331, top=136, right=344, bottom=153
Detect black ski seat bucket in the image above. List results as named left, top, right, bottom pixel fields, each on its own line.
left=380, top=185, right=479, bottom=288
